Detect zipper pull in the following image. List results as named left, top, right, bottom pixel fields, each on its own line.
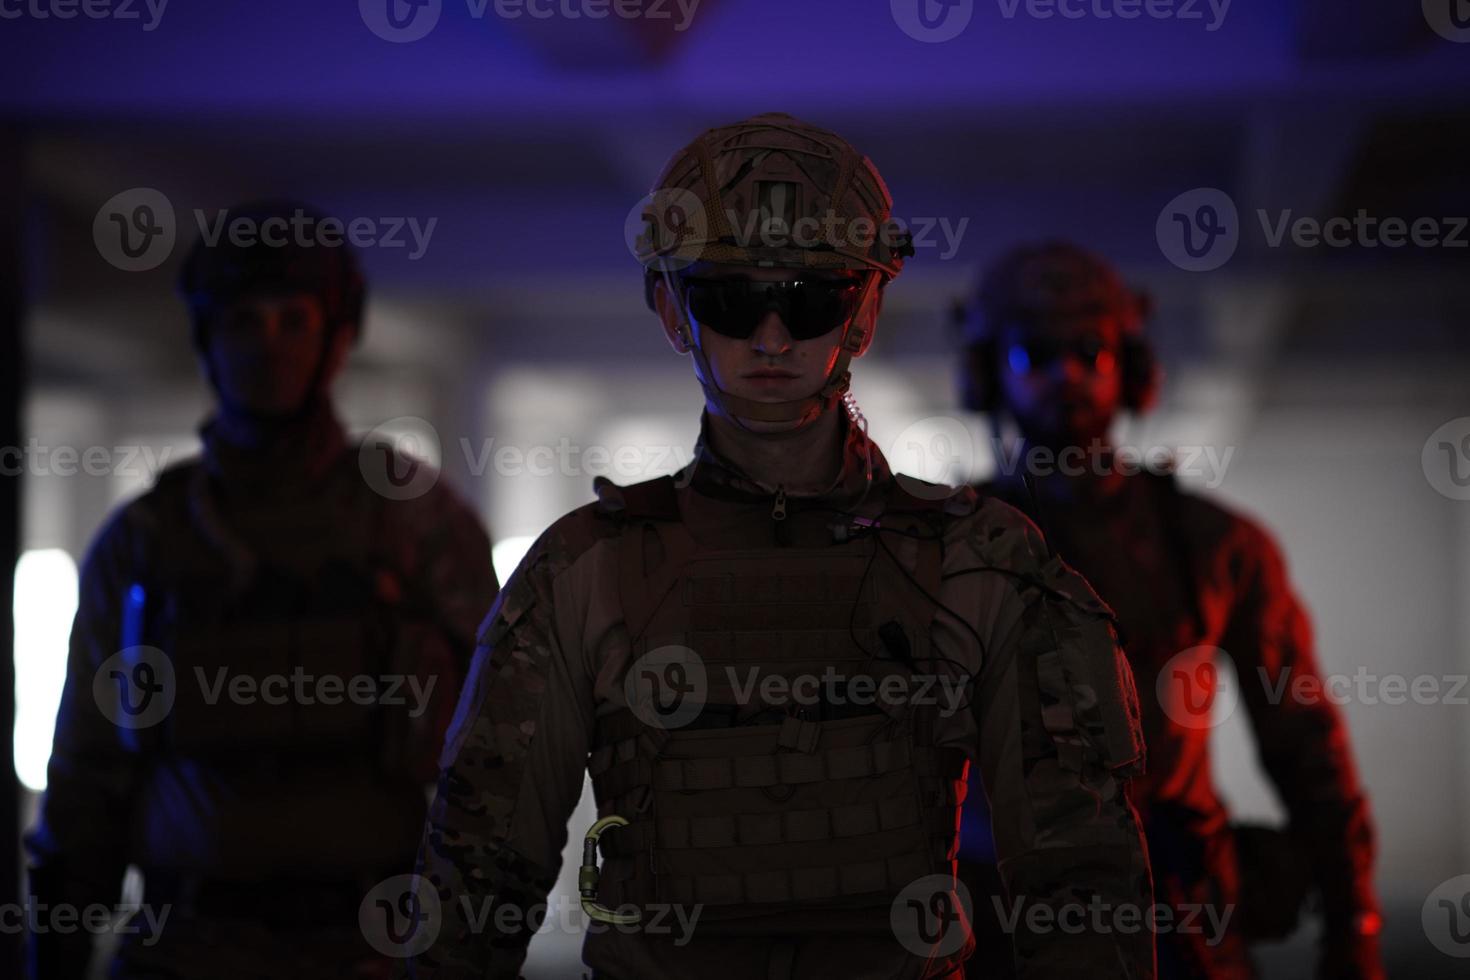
left=771, top=484, right=787, bottom=521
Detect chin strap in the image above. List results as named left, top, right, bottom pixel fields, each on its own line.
left=662, top=268, right=879, bottom=432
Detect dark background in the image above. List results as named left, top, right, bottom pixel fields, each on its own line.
left=2, top=1, right=1468, bottom=976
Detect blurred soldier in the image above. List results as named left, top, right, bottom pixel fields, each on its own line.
left=26, top=201, right=498, bottom=979
left=954, top=242, right=1383, bottom=980
left=409, top=114, right=1156, bottom=980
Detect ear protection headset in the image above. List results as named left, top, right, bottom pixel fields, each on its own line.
left=952, top=242, right=1159, bottom=416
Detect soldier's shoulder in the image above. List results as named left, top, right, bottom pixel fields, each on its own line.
left=472, top=480, right=633, bottom=645
left=947, top=485, right=1115, bottom=619
left=73, top=455, right=202, bottom=577
left=1163, top=479, right=1287, bottom=568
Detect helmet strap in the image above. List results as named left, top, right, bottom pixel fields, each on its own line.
left=662, top=268, right=877, bottom=433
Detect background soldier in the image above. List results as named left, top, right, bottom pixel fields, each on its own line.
left=954, top=241, right=1383, bottom=980
left=26, top=201, right=498, bottom=979
left=409, top=114, right=1156, bottom=980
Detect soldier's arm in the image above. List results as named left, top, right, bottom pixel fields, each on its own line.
left=402, top=485, right=501, bottom=782
left=25, top=512, right=144, bottom=980
left=405, top=526, right=594, bottom=980
left=966, top=502, right=1156, bottom=980
left=1225, top=519, right=1381, bottom=977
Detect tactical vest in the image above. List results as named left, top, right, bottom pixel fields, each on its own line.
left=588, top=473, right=972, bottom=935
left=122, top=458, right=452, bottom=780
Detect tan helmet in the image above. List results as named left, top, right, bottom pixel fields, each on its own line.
left=634, top=112, right=913, bottom=428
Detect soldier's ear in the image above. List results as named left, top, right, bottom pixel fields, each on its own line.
left=851, top=280, right=884, bottom=359
left=653, top=277, right=692, bottom=355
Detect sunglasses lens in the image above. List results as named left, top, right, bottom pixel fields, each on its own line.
left=783, top=279, right=864, bottom=339
left=683, top=277, right=865, bottom=340
left=684, top=280, right=761, bottom=339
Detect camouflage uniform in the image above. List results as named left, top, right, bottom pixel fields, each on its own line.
left=406, top=409, right=1157, bottom=980
left=26, top=404, right=498, bottom=979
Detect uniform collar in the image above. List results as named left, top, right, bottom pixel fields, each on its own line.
left=679, top=408, right=892, bottom=508
left=200, top=399, right=348, bottom=493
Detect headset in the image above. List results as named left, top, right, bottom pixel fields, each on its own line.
left=953, top=292, right=1160, bottom=416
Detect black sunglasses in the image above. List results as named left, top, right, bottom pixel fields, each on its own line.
left=680, top=275, right=870, bottom=340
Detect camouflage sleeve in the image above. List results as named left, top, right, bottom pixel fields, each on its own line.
left=1224, top=520, right=1380, bottom=951
left=25, top=509, right=145, bottom=979
left=968, top=500, right=1156, bottom=980
left=398, top=483, right=501, bottom=783
left=405, top=522, right=594, bottom=980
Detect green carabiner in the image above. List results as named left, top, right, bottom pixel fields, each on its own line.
left=579, top=814, right=640, bottom=925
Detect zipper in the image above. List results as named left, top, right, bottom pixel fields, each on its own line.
left=771, top=484, right=787, bottom=521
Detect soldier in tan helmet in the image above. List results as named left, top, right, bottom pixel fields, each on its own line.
left=406, top=113, right=1157, bottom=979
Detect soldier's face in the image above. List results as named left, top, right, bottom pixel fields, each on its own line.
left=203, top=293, right=341, bottom=417
left=997, top=313, right=1124, bottom=448
left=655, top=263, right=879, bottom=433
